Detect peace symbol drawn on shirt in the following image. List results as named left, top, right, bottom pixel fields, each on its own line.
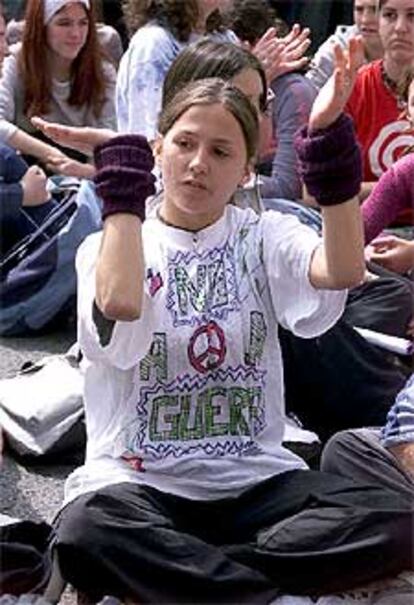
left=188, top=321, right=227, bottom=374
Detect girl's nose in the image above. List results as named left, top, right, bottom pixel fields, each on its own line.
left=189, top=149, right=208, bottom=174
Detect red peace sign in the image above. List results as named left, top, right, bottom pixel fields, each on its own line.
left=188, top=321, right=226, bottom=374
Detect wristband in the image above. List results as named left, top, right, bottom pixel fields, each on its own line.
left=294, top=113, right=362, bottom=206
left=94, top=134, right=156, bottom=222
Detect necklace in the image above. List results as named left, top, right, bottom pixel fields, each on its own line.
left=156, top=209, right=200, bottom=233
left=380, top=61, right=407, bottom=110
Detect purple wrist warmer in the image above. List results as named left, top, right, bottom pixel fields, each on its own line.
left=94, top=134, right=156, bottom=222
left=294, top=113, right=362, bottom=206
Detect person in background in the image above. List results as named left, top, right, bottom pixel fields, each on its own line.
left=363, top=66, right=414, bottom=274
left=116, top=0, right=311, bottom=141
left=0, top=0, right=116, bottom=178
left=0, top=141, right=103, bottom=336
left=0, top=143, right=53, bottom=256
left=345, top=0, right=414, bottom=200
left=116, top=0, right=239, bottom=139
left=321, top=372, right=414, bottom=499
left=306, top=0, right=383, bottom=91
left=52, top=43, right=413, bottom=602
left=226, top=0, right=317, bottom=201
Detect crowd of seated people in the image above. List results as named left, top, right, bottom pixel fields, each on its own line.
left=0, top=0, right=413, bottom=602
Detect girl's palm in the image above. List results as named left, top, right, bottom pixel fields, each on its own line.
left=309, top=37, right=364, bottom=131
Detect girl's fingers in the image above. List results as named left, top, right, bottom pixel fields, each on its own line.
left=282, top=23, right=301, bottom=45
left=259, top=27, right=277, bottom=43
left=348, top=36, right=365, bottom=73
left=285, top=27, right=311, bottom=52
left=284, top=38, right=311, bottom=61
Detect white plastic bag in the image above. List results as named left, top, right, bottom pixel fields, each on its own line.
left=0, top=351, right=84, bottom=457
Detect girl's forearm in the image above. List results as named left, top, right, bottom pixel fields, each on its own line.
left=95, top=214, right=145, bottom=321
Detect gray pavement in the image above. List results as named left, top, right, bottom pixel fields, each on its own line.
left=0, top=326, right=77, bottom=524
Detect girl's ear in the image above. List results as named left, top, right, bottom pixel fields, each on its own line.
left=239, top=163, right=254, bottom=187
left=152, top=136, right=163, bottom=166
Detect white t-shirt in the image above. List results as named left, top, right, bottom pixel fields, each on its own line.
left=64, top=206, right=346, bottom=505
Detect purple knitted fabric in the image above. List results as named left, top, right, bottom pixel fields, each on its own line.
left=294, top=113, right=362, bottom=206
left=94, top=134, right=156, bottom=222
left=362, top=153, right=414, bottom=243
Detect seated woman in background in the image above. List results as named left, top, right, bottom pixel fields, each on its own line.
left=225, top=0, right=317, bottom=201
left=0, top=0, right=116, bottom=178
left=345, top=0, right=414, bottom=200
left=363, top=67, right=414, bottom=274
left=306, top=0, right=383, bottom=91
left=116, top=0, right=239, bottom=139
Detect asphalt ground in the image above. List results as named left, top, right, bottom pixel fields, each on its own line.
left=0, top=325, right=77, bottom=524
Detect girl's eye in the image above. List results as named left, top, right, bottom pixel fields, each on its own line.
left=176, top=139, right=191, bottom=149
left=214, top=147, right=230, bottom=158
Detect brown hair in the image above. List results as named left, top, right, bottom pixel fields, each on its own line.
left=19, top=0, right=109, bottom=118
left=162, top=39, right=267, bottom=113
left=225, top=0, right=279, bottom=45
left=159, top=78, right=259, bottom=163
left=122, top=0, right=225, bottom=41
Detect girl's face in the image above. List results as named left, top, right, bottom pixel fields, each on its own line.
left=157, top=102, right=251, bottom=231
left=231, top=67, right=264, bottom=113
left=46, top=2, right=89, bottom=64
left=354, top=1, right=382, bottom=50
left=231, top=67, right=272, bottom=163
left=379, top=0, right=414, bottom=63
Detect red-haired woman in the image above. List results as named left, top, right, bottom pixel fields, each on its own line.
left=0, top=0, right=116, bottom=176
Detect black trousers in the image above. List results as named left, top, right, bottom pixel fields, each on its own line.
left=280, top=319, right=408, bottom=442
left=55, top=469, right=413, bottom=603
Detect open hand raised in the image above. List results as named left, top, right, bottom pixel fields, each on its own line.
left=309, top=37, right=364, bottom=132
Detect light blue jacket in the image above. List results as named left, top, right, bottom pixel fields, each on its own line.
left=116, top=22, right=237, bottom=140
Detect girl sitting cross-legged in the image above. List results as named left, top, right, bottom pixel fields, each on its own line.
left=51, top=41, right=413, bottom=603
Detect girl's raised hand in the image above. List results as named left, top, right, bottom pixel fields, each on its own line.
left=309, top=37, right=364, bottom=132
left=31, top=117, right=117, bottom=156
left=251, top=24, right=310, bottom=83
